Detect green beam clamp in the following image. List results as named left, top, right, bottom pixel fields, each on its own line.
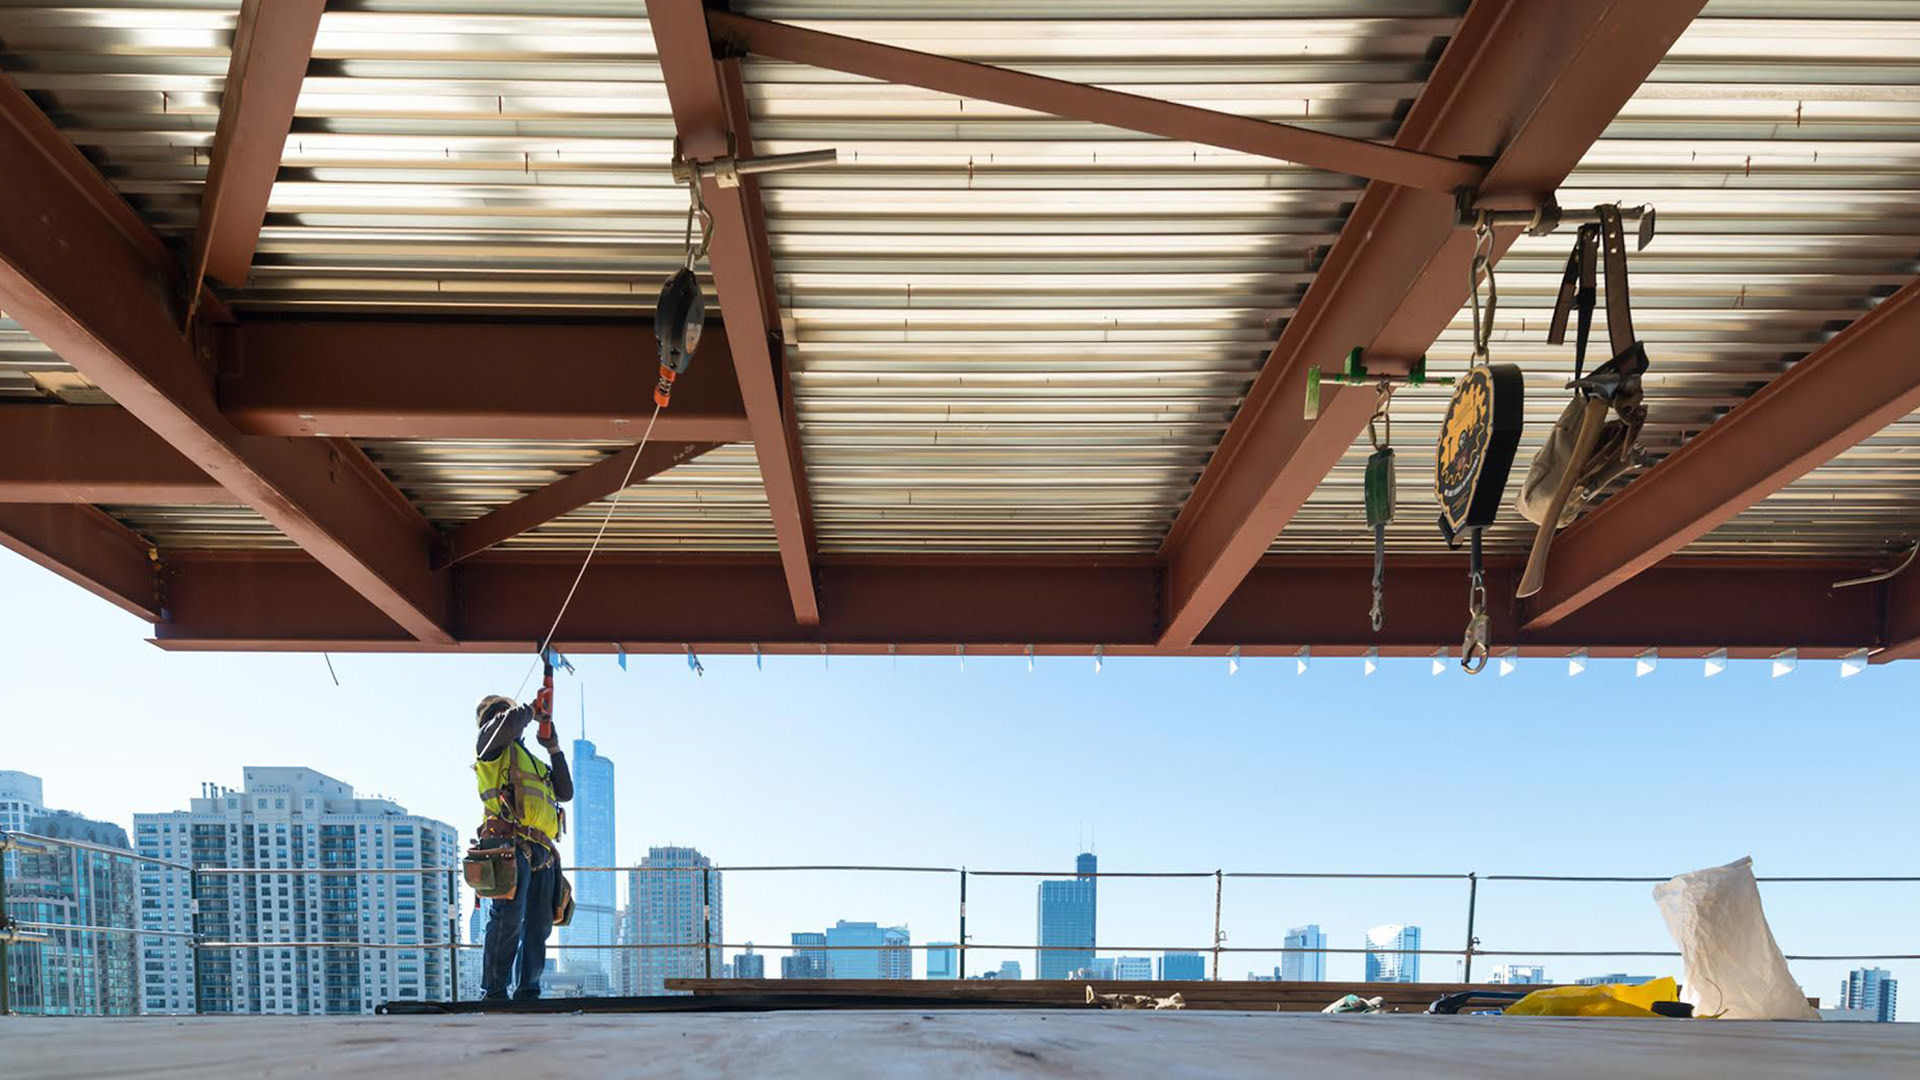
left=1304, top=348, right=1453, bottom=420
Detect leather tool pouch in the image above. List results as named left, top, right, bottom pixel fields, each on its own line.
left=464, top=836, right=519, bottom=900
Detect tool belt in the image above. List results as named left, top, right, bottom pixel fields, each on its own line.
left=464, top=835, right=519, bottom=900
left=1517, top=205, right=1650, bottom=528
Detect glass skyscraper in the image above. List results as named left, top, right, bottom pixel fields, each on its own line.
left=926, top=942, right=958, bottom=979
left=820, top=920, right=911, bottom=979
left=560, top=736, right=615, bottom=990
left=1036, top=852, right=1097, bottom=980
left=1842, top=967, right=1898, bottom=1021
left=631, top=846, right=720, bottom=996
left=3, top=810, right=138, bottom=1015
left=1281, top=924, right=1327, bottom=981
left=783, top=931, right=830, bottom=979
left=1159, top=950, right=1206, bottom=980
left=1364, top=924, right=1421, bottom=984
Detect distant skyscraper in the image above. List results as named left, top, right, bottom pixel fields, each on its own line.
left=460, top=907, right=487, bottom=1000
left=1364, top=924, right=1421, bottom=984
left=3, top=809, right=137, bottom=1015
left=783, top=931, right=830, bottom=979
left=1113, top=956, right=1153, bottom=981
left=820, top=921, right=910, bottom=979
left=733, top=945, right=765, bottom=980
left=997, top=960, right=1022, bottom=980
left=1078, top=957, right=1117, bottom=980
left=1036, top=852, right=1097, bottom=979
left=632, top=846, right=721, bottom=996
left=0, top=769, right=46, bottom=834
left=1159, top=951, right=1206, bottom=980
left=561, top=736, right=616, bottom=988
left=1842, top=967, right=1898, bottom=1022
left=1488, top=964, right=1545, bottom=985
left=1281, top=924, right=1327, bottom=982
left=134, top=768, right=457, bottom=1015
left=927, top=942, right=959, bottom=980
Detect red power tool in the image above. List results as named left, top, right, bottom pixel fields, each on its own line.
left=536, top=659, right=556, bottom=744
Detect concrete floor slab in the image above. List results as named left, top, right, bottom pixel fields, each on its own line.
left=4, top=1011, right=1918, bottom=1079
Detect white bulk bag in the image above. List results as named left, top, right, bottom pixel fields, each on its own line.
left=1653, top=857, right=1818, bottom=1020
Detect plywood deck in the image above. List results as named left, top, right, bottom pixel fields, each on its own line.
left=6, top=1011, right=1918, bottom=1079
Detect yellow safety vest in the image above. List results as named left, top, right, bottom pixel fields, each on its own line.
left=475, top=741, right=562, bottom=846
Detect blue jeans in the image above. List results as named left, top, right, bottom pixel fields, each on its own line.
left=481, top=844, right=557, bottom=1000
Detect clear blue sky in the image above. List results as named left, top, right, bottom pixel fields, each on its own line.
left=4, top=547, right=1911, bottom=1015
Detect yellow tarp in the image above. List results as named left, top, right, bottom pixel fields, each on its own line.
left=1506, top=977, right=1681, bottom=1018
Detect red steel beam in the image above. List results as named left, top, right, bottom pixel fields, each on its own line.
left=0, top=76, right=451, bottom=643
left=651, top=3, right=820, bottom=625
left=187, top=0, right=325, bottom=294
left=218, top=319, right=749, bottom=441
left=0, top=504, right=160, bottom=621
left=1155, top=0, right=1707, bottom=648
left=148, top=552, right=1877, bottom=657
left=439, top=440, right=721, bottom=567
left=0, top=406, right=235, bottom=504
left=1527, top=277, right=1920, bottom=635
left=707, top=11, right=1483, bottom=195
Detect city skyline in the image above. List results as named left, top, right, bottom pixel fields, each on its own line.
left=6, top=546, right=1917, bottom=1019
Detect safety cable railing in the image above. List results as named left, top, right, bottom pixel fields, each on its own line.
left=3, top=831, right=1915, bottom=1015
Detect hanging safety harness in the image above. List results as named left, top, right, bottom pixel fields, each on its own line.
left=1514, top=205, right=1652, bottom=598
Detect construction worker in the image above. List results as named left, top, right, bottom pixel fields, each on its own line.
left=474, top=687, right=573, bottom=1000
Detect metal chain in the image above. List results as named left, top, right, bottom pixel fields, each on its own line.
left=1467, top=221, right=1497, bottom=367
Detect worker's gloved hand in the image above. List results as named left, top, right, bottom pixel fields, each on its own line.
left=537, top=722, right=561, bottom=754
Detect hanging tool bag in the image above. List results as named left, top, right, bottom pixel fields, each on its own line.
left=464, top=836, right=519, bottom=900
left=553, top=871, right=575, bottom=927
left=1517, top=205, right=1650, bottom=527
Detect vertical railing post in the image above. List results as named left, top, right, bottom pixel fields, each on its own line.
left=446, top=867, right=460, bottom=1003
left=958, top=868, right=968, bottom=980
left=701, top=867, right=713, bottom=979
left=1462, top=872, right=1479, bottom=984
left=1212, top=870, right=1224, bottom=982
left=1, top=836, right=12, bottom=1016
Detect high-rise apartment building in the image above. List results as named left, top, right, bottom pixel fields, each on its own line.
left=783, top=932, right=830, bottom=979
left=1364, top=924, right=1421, bottom=984
left=133, top=767, right=457, bottom=1015
left=0, top=769, right=46, bottom=834
left=733, top=945, right=765, bottom=980
left=926, top=942, right=958, bottom=979
left=459, top=906, right=486, bottom=1001
left=1281, top=924, right=1327, bottom=982
left=630, top=846, right=720, bottom=996
left=1112, top=956, right=1153, bottom=981
left=821, top=920, right=911, bottom=979
left=1842, top=967, right=1898, bottom=1022
left=1488, top=964, right=1546, bottom=985
left=1036, top=852, right=1097, bottom=980
left=1158, top=951, right=1206, bottom=980
left=3, top=809, right=138, bottom=1015
left=560, top=736, right=615, bottom=990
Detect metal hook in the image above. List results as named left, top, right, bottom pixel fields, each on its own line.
left=1368, top=381, right=1394, bottom=452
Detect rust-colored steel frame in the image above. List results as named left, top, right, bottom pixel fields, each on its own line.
left=1155, top=0, right=1710, bottom=648
left=651, top=0, right=820, bottom=625
left=186, top=0, right=325, bottom=301
left=0, top=406, right=233, bottom=504
left=706, top=10, right=1484, bottom=195
left=150, top=552, right=1880, bottom=659
left=217, top=319, right=749, bottom=442
left=0, top=68, right=450, bottom=644
left=0, top=504, right=160, bottom=621
left=438, top=440, right=722, bottom=567
left=1525, top=277, right=1920, bottom=649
